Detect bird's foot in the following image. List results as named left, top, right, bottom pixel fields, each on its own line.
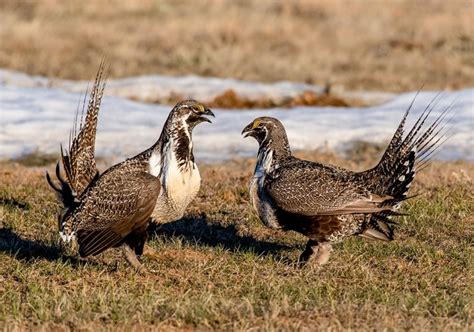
left=142, top=244, right=161, bottom=260
left=298, top=240, right=332, bottom=268
left=122, top=245, right=147, bottom=274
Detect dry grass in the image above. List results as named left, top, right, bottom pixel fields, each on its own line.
left=0, top=0, right=472, bottom=92
left=1, top=1, right=472, bottom=329
left=0, top=150, right=472, bottom=330
left=139, top=88, right=358, bottom=109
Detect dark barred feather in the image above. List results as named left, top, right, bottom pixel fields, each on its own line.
left=361, top=93, right=455, bottom=240
left=46, top=59, right=108, bottom=212
left=61, top=58, right=109, bottom=197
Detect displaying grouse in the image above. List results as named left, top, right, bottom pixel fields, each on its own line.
left=242, top=99, right=451, bottom=266
left=47, top=64, right=214, bottom=272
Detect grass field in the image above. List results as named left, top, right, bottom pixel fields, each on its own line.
left=0, top=0, right=472, bottom=330
left=0, top=0, right=472, bottom=92
left=0, top=151, right=472, bottom=330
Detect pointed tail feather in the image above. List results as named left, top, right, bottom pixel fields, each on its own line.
left=61, top=58, right=109, bottom=196
left=360, top=211, right=399, bottom=241
left=361, top=93, right=455, bottom=240
left=46, top=162, right=79, bottom=210
left=367, top=92, right=455, bottom=199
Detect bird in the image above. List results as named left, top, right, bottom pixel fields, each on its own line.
left=146, top=99, right=214, bottom=226
left=47, top=63, right=214, bottom=272
left=241, top=97, right=452, bottom=267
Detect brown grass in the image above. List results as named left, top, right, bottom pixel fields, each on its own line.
left=208, top=89, right=354, bottom=109
left=0, top=0, right=472, bottom=92
left=136, top=88, right=358, bottom=109
left=0, top=151, right=472, bottom=330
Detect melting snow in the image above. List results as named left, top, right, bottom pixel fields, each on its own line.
left=0, top=69, right=395, bottom=105
left=0, top=71, right=472, bottom=163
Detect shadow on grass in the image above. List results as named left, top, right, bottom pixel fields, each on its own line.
left=0, top=227, right=84, bottom=266
left=0, top=215, right=296, bottom=265
left=0, top=197, right=30, bottom=211
left=149, top=214, right=295, bottom=257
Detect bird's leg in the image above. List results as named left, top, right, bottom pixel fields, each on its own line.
left=314, top=242, right=332, bottom=265
left=142, top=244, right=161, bottom=260
left=130, top=228, right=160, bottom=261
left=298, top=239, right=318, bottom=265
left=298, top=240, right=332, bottom=267
left=122, top=244, right=146, bottom=274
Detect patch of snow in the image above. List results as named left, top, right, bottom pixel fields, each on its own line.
left=0, top=69, right=395, bottom=106
left=0, top=77, right=472, bottom=163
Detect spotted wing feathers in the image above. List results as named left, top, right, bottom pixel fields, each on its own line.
left=265, top=161, right=393, bottom=216
left=62, top=169, right=160, bottom=257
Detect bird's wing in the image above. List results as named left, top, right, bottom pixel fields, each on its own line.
left=62, top=60, right=108, bottom=196
left=265, top=161, right=392, bottom=216
left=74, top=170, right=160, bottom=257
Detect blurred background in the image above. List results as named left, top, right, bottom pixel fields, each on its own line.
left=1, top=0, right=472, bottom=92
left=0, top=0, right=472, bottom=163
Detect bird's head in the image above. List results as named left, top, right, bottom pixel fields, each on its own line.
left=169, top=100, right=214, bottom=131
left=242, top=117, right=291, bottom=158
left=241, top=117, right=285, bottom=144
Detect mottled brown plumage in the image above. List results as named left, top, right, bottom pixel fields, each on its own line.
left=47, top=65, right=213, bottom=272
left=243, top=98, right=452, bottom=266
left=62, top=159, right=160, bottom=260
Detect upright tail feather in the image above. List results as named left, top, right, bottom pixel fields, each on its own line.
left=46, top=60, right=108, bottom=226
left=61, top=59, right=109, bottom=196
left=359, top=92, right=455, bottom=240
left=366, top=92, right=455, bottom=199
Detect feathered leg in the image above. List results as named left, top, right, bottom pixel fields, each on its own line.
left=298, top=240, right=332, bottom=267
left=125, top=225, right=160, bottom=260
left=122, top=244, right=146, bottom=274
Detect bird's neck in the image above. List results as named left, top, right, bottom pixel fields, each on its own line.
left=256, top=143, right=290, bottom=175
left=148, top=118, right=195, bottom=177
left=170, top=125, right=195, bottom=170
left=259, top=133, right=291, bottom=166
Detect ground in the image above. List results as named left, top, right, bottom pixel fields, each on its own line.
left=0, top=0, right=472, bottom=330
left=0, top=0, right=472, bottom=92
left=0, top=151, right=472, bottom=330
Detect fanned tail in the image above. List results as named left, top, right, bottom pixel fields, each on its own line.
left=370, top=92, right=455, bottom=199
left=46, top=59, right=109, bottom=241
left=61, top=58, right=109, bottom=196
left=360, top=92, right=455, bottom=241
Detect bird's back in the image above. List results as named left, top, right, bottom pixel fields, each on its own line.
left=60, top=154, right=160, bottom=256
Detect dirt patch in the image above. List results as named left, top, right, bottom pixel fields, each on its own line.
left=12, top=150, right=58, bottom=167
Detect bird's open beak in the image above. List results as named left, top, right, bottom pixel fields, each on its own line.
left=199, top=107, right=215, bottom=123
left=241, top=122, right=254, bottom=138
